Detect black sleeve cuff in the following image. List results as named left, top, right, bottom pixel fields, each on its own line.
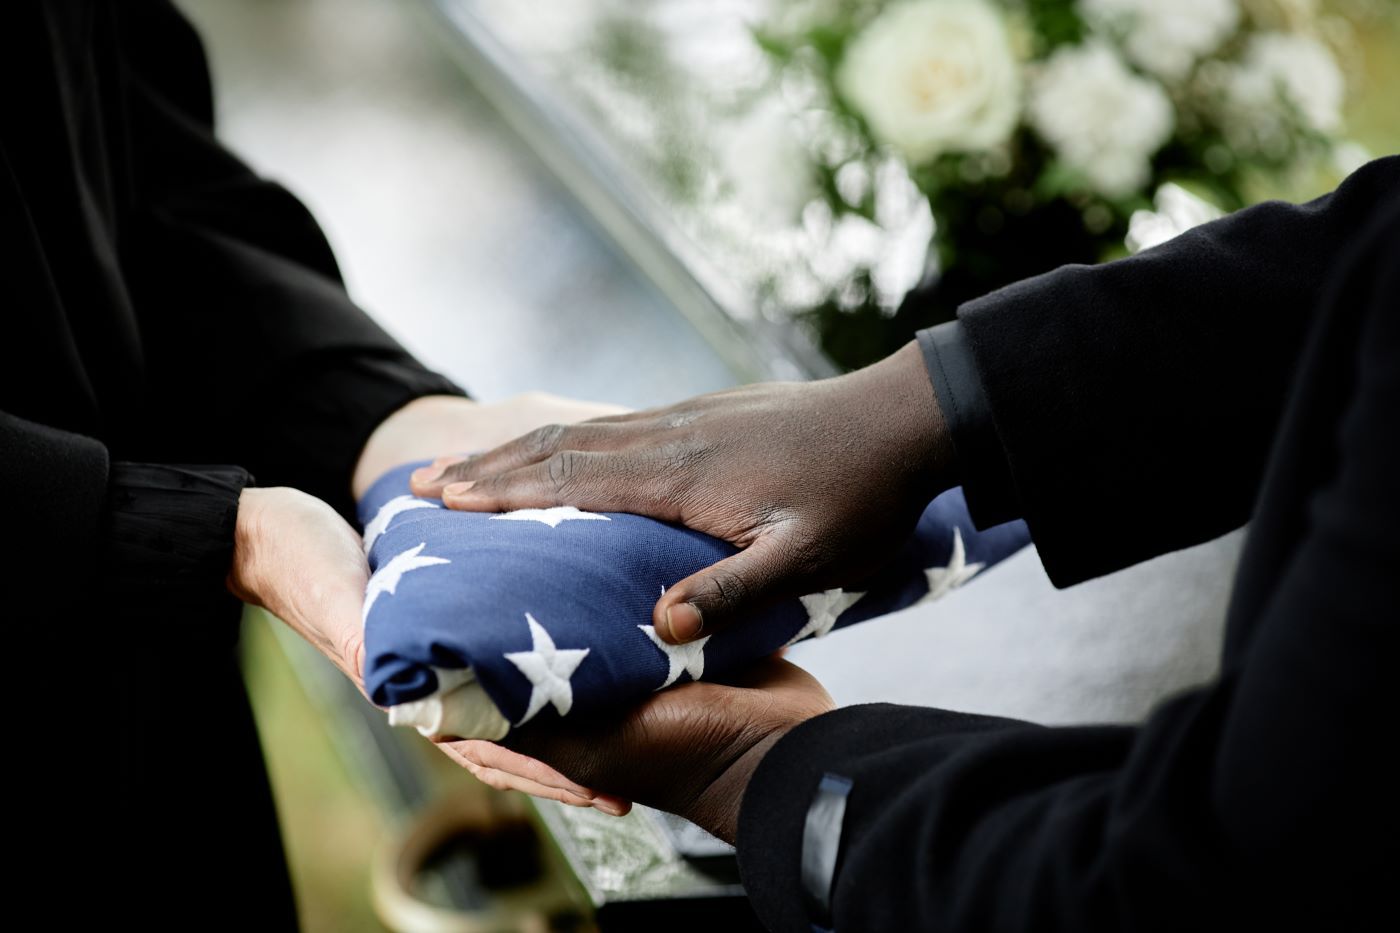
left=736, top=704, right=1039, bottom=933
left=916, top=322, right=1020, bottom=527
left=736, top=710, right=855, bottom=933
left=101, top=462, right=252, bottom=643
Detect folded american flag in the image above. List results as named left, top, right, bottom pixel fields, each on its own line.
left=359, top=462, right=1031, bottom=739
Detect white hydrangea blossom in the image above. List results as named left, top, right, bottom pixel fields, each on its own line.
left=1028, top=42, right=1174, bottom=198
left=1215, top=31, right=1345, bottom=155
left=1081, top=0, right=1240, bottom=81
left=836, top=0, right=1021, bottom=165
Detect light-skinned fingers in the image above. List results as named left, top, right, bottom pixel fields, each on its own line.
left=437, top=743, right=595, bottom=806
left=458, top=740, right=597, bottom=799
left=441, top=743, right=628, bottom=814
left=469, top=763, right=594, bottom=806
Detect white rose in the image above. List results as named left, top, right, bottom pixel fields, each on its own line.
left=1028, top=42, right=1174, bottom=198
left=1080, top=0, right=1240, bottom=82
left=1216, top=32, right=1345, bottom=153
left=836, top=0, right=1021, bottom=165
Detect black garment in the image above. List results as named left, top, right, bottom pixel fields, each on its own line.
left=1, top=2, right=462, bottom=924
left=917, top=319, right=1015, bottom=529
left=739, top=156, right=1400, bottom=931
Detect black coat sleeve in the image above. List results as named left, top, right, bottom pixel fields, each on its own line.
left=948, top=156, right=1399, bottom=586
left=741, top=380, right=1397, bottom=930
left=736, top=188, right=1400, bottom=933
left=111, top=1, right=465, bottom=519
left=0, top=409, right=249, bottom=634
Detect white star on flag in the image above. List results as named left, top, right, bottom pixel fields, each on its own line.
left=491, top=506, right=612, bottom=529
left=638, top=625, right=711, bottom=688
left=920, top=527, right=985, bottom=604
left=362, top=495, right=440, bottom=554
left=787, top=588, right=866, bottom=646
left=505, top=613, right=591, bottom=724
left=363, top=542, right=450, bottom=623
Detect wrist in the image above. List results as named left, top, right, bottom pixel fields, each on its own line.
left=889, top=340, right=955, bottom=479
left=847, top=341, right=956, bottom=494
left=227, top=487, right=271, bottom=606
left=688, top=727, right=791, bottom=844
left=353, top=395, right=479, bottom=499
left=227, top=486, right=369, bottom=682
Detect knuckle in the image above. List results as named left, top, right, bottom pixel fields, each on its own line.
left=478, top=768, right=512, bottom=792
left=475, top=474, right=508, bottom=499
left=660, top=410, right=701, bottom=429
left=705, top=567, right=750, bottom=609
left=338, top=632, right=366, bottom=680
left=438, top=457, right=479, bottom=485
left=656, top=440, right=701, bottom=476
left=545, top=450, right=584, bottom=495
left=524, top=423, right=567, bottom=458
left=780, top=533, right=832, bottom=575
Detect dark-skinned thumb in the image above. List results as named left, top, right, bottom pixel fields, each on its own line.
left=653, top=534, right=793, bottom=644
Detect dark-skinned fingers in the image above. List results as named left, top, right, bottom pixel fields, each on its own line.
left=714, top=655, right=803, bottom=690
left=440, top=450, right=683, bottom=518
left=410, top=422, right=619, bottom=496
left=446, top=738, right=632, bottom=814
left=409, top=453, right=471, bottom=492
left=503, top=721, right=619, bottom=793
left=437, top=453, right=594, bottom=513
left=409, top=423, right=567, bottom=495
left=572, top=409, right=655, bottom=425
left=653, top=532, right=801, bottom=644
left=726, top=658, right=837, bottom=720
left=457, top=740, right=595, bottom=795
left=504, top=692, right=710, bottom=799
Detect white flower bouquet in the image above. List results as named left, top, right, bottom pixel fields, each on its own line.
left=754, top=0, right=1357, bottom=367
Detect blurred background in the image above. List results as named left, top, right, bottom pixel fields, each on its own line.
left=175, top=0, right=1399, bottom=929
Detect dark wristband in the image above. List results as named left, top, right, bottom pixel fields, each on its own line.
left=916, top=322, right=1020, bottom=527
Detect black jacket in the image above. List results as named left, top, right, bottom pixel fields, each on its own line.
left=1, top=2, right=461, bottom=923
left=739, top=157, right=1400, bottom=931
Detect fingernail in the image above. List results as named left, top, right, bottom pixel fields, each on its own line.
left=410, top=467, right=439, bottom=485
left=593, top=797, right=628, bottom=816
left=442, top=481, right=476, bottom=497
left=665, top=603, right=704, bottom=642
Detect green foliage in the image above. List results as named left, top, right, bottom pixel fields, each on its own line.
left=1023, top=0, right=1086, bottom=50
left=751, top=0, right=1359, bottom=369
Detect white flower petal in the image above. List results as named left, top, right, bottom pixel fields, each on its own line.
left=837, top=0, right=1021, bottom=165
